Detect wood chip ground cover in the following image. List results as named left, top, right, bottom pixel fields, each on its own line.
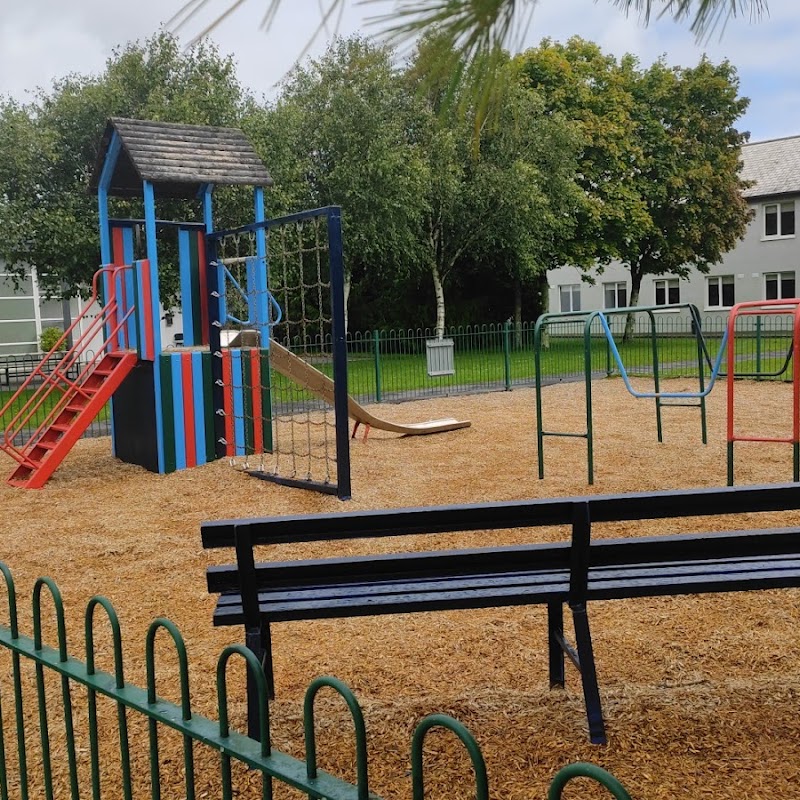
left=1, top=379, right=799, bottom=798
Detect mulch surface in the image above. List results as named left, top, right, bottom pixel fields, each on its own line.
left=2, top=378, right=800, bottom=798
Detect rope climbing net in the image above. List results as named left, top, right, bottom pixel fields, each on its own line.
left=209, top=207, right=351, bottom=498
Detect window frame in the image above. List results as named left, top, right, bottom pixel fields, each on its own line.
left=558, top=283, right=582, bottom=313
left=654, top=278, right=680, bottom=308
left=603, top=281, right=627, bottom=310
left=765, top=271, right=796, bottom=302
left=706, top=275, right=735, bottom=310
left=762, top=201, right=796, bottom=240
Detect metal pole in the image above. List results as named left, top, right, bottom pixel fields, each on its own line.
left=534, top=315, right=546, bottom=479
left=503, top=320, right=512, bottom=391
left=327, top=208, right=352, bottom=500
left=373, top=330, right=382, bottom=403
left=584, top=315, right=595, bottom=485
left=756, top=316, right=762, bottom=379
left=648, top=310, right=663, bottom=443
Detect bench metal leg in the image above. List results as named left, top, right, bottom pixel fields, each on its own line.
left=547, top=602, right=565, bottom=688
left=245, top=621, right=273, bottom=741
left=571, top=604, right=606, bottom=745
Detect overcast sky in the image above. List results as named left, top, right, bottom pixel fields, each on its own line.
left=1, top=0, right=798, bottom=143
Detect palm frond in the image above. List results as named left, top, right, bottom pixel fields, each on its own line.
left=612, top=0, right=768, bottom=38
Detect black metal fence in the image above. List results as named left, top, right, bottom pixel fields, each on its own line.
left=0, top=353, right=111, bottom=439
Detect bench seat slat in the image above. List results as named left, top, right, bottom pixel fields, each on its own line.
left=213, top=578, right=572, bottom=624
left=212, top=558, right=800, bottom=625
left=212, top=552, right=800, bottom=614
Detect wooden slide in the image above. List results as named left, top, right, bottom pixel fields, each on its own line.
left=269, top=341, right=471, bottom=436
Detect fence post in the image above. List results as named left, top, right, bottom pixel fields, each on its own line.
left=756, top=316, right=762, bottom=379
left=373, top=330, right=383, bottom=403
left=503, top=320, right=512, bottom=391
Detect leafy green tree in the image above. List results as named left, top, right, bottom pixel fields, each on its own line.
left=249, top=36, right=429, bottom=330
left=0, top=33, right=248, bottom=302
left=616, top=56, right=752, bottom=330
left=470, top=81, right=587, bottom=330
left=518, top=39, right=751, bottom=336
left=404, top=42, right=587, bottom=334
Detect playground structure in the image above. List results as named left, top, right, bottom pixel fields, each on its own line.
left=0, top=118, right=468, bottom=495
left=535, top=301, right=800, bottom=485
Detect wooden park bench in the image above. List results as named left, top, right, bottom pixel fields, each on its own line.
left=202, top=483, right=800, bottom=744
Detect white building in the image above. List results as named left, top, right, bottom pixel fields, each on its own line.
left=547, top=135, right=800, bottom=325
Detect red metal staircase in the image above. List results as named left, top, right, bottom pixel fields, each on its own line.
left=1, top=265, right=138, bottom=488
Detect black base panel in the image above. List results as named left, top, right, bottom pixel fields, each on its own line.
left=112, top=360, right=159, bottom=472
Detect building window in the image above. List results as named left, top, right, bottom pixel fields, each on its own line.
left=707, top=275, right=735, bottom=308
left=764, top=202, right=795, bottom=238
left=603, top=282, right=627, bottom=310
left=559, top=284, right=581, bottom=313
left=765, top=271, right=796, bottom=301
left=654, top=278, right=680, bottom=306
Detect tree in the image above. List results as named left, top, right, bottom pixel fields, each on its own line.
left=0, top=33, right=248, bottom=302
left=616, top=56, right=752, bottom=333
left=404, top=40, right=588, bottom=335
left=248, top=36, right=429, bottom=330
left=518, top=39, right=751, bottom=336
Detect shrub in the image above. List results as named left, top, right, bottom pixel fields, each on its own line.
left=39, top=327, right=64, bottom=353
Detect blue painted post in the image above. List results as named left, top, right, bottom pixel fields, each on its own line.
left=253, top=187, right=270, bottom=348
left=143, top=180, right=165, bottom=474
left=178, top=227, right=196, bottom=346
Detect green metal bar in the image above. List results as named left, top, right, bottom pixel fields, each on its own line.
left=373, top=330, right=382, bottom=403
left=303, top=677, right=369, bottom=800
left=410, top=714, right=488, bottom=800
left=756, top=316, right=762, bottom=378
left=32, top=577, right=66, bottom=800
left=794, top=442, right=799, bottom=483
left=534, top=315, right=547, bottom=479
left=217, top=645, right=272, bottom=800
left=728, top=440, right=734, bottom=486
left=146, top=619, right=196, bottom=800
left=547, top=762, right=631, bottom=800
left=647, top=310, right=663, bottom=443
left=85, top=596, right=132, bottom=800
left=0, top=564, right=29, bottom=800
left=502, top=320, right=511, bottom=391
left=0, top=621, right=370, bottom=800
left=0, top=679, right=7, bottom=800
left=694, top=312, right=708, bottom=445
left=584, top=315, right=595, bottom=485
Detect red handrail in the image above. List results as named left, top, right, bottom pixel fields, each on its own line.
left=0, top=264, right=135, bottom=464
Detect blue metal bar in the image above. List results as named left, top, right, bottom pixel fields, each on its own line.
left=596, top=312, right=729, bottom=398
left=209, top=207, right=339, bottom=240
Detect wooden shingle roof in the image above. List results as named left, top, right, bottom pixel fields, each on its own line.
left=92, top=118, right=273, bottom=198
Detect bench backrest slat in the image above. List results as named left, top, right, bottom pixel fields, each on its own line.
left=206, top=528, right=800, bottom=594
left=201, top=484, right=800, bottom=549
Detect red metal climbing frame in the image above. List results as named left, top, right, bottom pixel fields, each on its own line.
left=726, top=298, right=800, bottom=484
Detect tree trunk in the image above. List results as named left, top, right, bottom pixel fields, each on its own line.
left=432, top=261, right=446, bottom=339
left=623, top=269, right=642, bottom=343
left=513, top=277, right=523, bottom=348
left=343, top=270, right=351, bottom=336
